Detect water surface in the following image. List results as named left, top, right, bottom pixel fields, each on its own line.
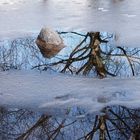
left=1, top=105, right=140, bottom=140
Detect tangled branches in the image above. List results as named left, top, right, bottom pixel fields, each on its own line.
left=0, top=31, right=140, bottom=78
left=33, top=31, right=140, bottom=78
left=78, top=106, right=140, bottom=140
left=1, top=106, right=140, bottom=140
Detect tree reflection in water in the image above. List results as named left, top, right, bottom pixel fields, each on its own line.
left=0, top=105, right=140, bottom=140
left=1, top=32, right=140, bottom=140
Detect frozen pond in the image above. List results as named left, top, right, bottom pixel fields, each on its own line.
left=1, top=1, right=140, bottom=139
left=0, top=0, right=140, bottom=47
left=1, top=105, right=140, bottom=140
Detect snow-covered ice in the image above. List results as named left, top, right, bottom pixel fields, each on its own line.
left=0, top=0, right=140, bottom=47
left=0, top=70, right=140, bottom=115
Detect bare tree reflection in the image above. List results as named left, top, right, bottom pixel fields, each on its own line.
left=1, top=32, right=140, bottom=78
left=80, top=106, right=140, bottom=140
left=0, top=105, right=140, bottom=140
left=0, top=32, right=140, bottom=139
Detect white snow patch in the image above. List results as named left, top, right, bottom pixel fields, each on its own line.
left=0, top=70, right=140, bottom=115
left=0, top=0, right=140, bottom=47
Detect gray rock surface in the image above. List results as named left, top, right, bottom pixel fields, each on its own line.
left=36, top=28, right=65, bottom=58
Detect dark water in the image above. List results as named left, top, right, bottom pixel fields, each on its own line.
left=0, top=33, right=140, bottom=139
left=1, top=1, right=140, bottom=139
left=0, top=105, right=140, bottom=140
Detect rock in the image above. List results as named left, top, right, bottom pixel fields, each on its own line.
left=36, top=27, right=65, bottom=58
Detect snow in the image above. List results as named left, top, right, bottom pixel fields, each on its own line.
left=0, top=0, right=140, bottom=116
left=0, top=0, right=140, bottom=47
left=0, top=70, right=140, bottom=115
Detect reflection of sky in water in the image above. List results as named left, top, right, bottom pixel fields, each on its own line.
left=1, top=105, right=140, bottom=140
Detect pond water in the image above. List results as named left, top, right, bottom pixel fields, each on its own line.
left=1, top=35, right=140, bottom=139
left=1, top=1, right=140, bottom=139
left=0, top=0, right=140, bottom=47
left=1, top=105, right=140, bottom=140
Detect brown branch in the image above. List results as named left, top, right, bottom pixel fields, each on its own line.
left=16, top=114, right=51, bottom=140
left=109, top=109, right=132, bottom=132
left=107, top=118, right=129, bottom=139
left=117, top=46, right=135, bottom=76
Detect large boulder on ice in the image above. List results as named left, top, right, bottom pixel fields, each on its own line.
left=36, top=28, right=65, bottom=58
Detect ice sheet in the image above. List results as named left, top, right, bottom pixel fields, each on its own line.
left=0, top=0, right=140, bottom=47
left=0, top=70, right=140, bottom=114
